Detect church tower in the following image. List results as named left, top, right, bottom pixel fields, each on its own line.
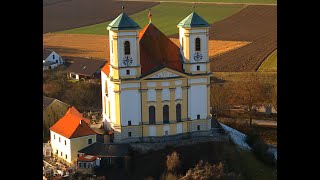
left=108, top=13, right=141, bottom=79
left=177, top=11, right=210, bottom=75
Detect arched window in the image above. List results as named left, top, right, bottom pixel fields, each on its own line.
left=149, top=106, right=155, bottom=124
left=176, top=104, right=181, bottom=122
left=163, top=105, right=169, bottom=124
left=195, top=38, right=201, bottom=51
left=124, top=41, right=130, bottom=55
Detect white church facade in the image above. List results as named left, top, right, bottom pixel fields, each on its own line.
left=101, top=11, right=212, bottom=142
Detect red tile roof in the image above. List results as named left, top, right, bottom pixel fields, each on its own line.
left=101, top=62, right=110, bottom=76
left=50, top=106, right=95, bottom=139
left=101, top=23, right=183, bottom=77
left=77, top=155, right=97, bottom=162
left=139, top=23, right=183, bottom=76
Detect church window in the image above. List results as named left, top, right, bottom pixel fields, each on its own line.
left=126, top=70, right=130, bottom=75
left=124, top=41, right=130, bottom=55
left=163, top=105, right=169, bottom=124
left=128, top=132, right=132, bottom=137
left=128, top=121, right=131, bottom=126
left=176, top=104, right=181, bottom=122
left=195, top=38, right=201, bottom=51
left=197, top=65, right=200, bottom=71
left=149, top=106, right=156, bottom=124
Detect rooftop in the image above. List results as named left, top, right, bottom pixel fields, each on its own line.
left=78, top=155, right=97, bottom=162
left=67, top=57, right=106, bottom=76
left=78, top=142, right=129, bottom=157
left=43, top=49, right=54, bottom=60
left=49, top=106, right=95, bottom=139
left=177, top=11, right=210, bottom=28
left=107, top=13, right=140, bottom=30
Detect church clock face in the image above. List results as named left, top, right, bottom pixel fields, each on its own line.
left=193, top=52, right=203, bottom=62
left=122, top=56, right=133, bottom=66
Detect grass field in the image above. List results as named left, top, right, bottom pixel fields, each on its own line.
left=60, top=3, right=244, bottom=36
left=138, top=0, right=277, bottom=4
left=258, top=49, right=277, bottom=72
left=213, top=72, right=277, bottom=83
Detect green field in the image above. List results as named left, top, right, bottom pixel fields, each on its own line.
left=60, top=3, right=244, bottom=36
left=258, top=50, right=277, bottom=72
left=145, top=0, right=277, bottom=4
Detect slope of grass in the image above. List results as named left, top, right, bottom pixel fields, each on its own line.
left=258, top=49, right=277, bottom=72
left=144, top=0, right=277, bottom=4
left=60, top=3, right=244, bottom=36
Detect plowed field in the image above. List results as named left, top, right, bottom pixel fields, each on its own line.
left=43, top=0, right=158, bottom=33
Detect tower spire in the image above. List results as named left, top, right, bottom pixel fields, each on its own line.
left=148, top=9, right=152, bottom=23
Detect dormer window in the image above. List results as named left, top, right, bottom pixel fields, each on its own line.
left=195, top=38, right=201, bottom=51
left=124, top=41, right=130, bottom=55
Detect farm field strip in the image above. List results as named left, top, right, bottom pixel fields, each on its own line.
left=258, top=49, right=277, bottom=72
left=117, top=0, right=277, bottom=5
left=43, top=33, right=249, bottom=61
left=59, top=2, right=245, bottom=36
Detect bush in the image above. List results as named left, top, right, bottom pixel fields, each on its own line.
left=184, top=161, right=226, bottom=180
left=166, top=152, right=181, bottom=173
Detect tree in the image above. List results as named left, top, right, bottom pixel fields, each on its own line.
left=166, top=152, right=181, bottom=174
left=182, top=161, right=225, bottom=180
left=232, top=74, right=265, bottom=126
left=210, top=83, right=232, bottom=119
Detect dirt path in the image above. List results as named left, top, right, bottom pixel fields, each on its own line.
left=116, top=0, right=276, bottom=6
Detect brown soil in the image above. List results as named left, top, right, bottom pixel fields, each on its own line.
left=43, top=0, right=159, bottom=33
left=170, top=5, right=277, bottom=72
left=43, top=33, right=249, bottom=61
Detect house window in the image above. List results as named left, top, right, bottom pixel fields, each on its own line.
left=84, top=163, right=87, bottom=168
left=195, top=38, right=201, bottom=51
left=65, top=155, right=67, bottom=159
left=53, top=55, right=55, bottom=59
left=61, top=152, right=63, bottom=157
left=197, top=125, right=200, bottom=131
left=197, top=66, right=200, bottom=71
left=79, top=162, right=82, bottom=168
left=163, top=105, right=169, bottom=124
left=77, top=154, right=80, bottom=157
left=128, top=132, right=132, bottom=137
left=197, top=114, right=200, bottom=119
left=54, top=134, right=55, bottom=140
left=176, top=104, right=181, bottom=122
left=126, top=70, right=130, bottom=75
left=124, top=41, right=130, bottom=55
left=64, top=140, right=67, bottom=145
left=56, top=150, right=58, bottom=154
left=88, top=138, right=92, bottom=145
left=149, top=106, right=156, bottom=124
left=128, top=121, right=131, bottom=126
left=59, top=137, right=61, bottom=142
left=56, top=60, right=58, bottom=63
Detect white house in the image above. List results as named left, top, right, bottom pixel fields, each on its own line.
left=50, top=106, right=97, bottom=165
left=43, top=49, right=64, bottom=70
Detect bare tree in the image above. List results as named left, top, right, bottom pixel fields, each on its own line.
left=210, top=83, right=232, bottom=119
left=233, top=74, right=265, bottom=126
left=182, top=161, right=226, bottom=180
left=166, top=152, right=181, bottom=174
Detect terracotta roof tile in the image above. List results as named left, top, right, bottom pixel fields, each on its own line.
left=101, top=62, right=110, bottom=76
left=139, top=23, right=183, bottom=76
left=50, top=106, right=95, bottom=139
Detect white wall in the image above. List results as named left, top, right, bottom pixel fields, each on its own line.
left=44, top=51, right=64, bottom=65
left=120, top=89, right=141, bottom=126
left=148, top=89, right=156, bottom=101
left=188, top=84, right=207, bottom=120
left=50, top=131, right=71, bottom=163
left=148, top=126, right=156, bottom=136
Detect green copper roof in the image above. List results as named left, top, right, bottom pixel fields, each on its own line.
left=177, top=12, right=210, bottom=28
left=107, top=13, right=140, bottom=30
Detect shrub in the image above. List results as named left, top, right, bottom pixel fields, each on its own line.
left=166, top=152, right=181, bottom=173
left=184, top=161, right=226, bottom=180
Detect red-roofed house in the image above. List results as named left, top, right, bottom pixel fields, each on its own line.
left=50, top=106, right=97, bottom=164
left=101, top=12, right=212, bottom=142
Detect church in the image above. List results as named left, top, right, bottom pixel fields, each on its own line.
left=101, top=10, right=212, bottom=142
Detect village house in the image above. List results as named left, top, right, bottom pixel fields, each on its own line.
left=50, top=106, right=97, bottom=165
left=43, top=49, right=64, bottom=70
left=101, top=11, right=212, bottom=142
left=67, top=57, right=106, bottom=81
